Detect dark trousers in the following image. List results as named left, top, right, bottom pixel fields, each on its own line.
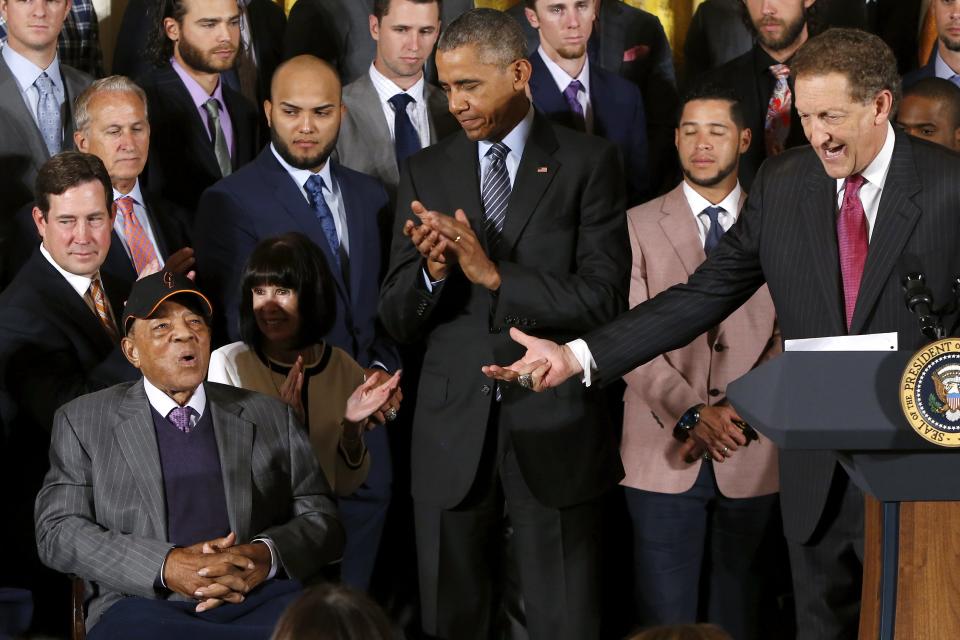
left=414, top=418, right=602, bottom=640
left=87, top=579, right=302, bottom=640
left=339, top=425, right=392, bottom=590
left=786, top=468, right=864, bottom=640
left=625, top=462, right=778, bottom=640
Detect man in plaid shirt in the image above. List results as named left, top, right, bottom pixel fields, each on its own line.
left=0, top=0, right=103, bottom=76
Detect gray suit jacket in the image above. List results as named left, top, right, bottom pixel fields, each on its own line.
left=337, top=72, right=457, bottom=200
left=35, top=379, right=343, bottom=630
left=0, top=56, right=91, bottom=285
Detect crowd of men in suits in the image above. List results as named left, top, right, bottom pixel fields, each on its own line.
left=0, top=0, right=956, bottom=638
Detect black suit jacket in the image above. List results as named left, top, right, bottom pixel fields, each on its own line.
left=902, top=54, right=936, bottom=90
left=585, top=129, right=960, bottom=543
left=817, top=0, right=921, bottom=76
left=699, top=45, right=808, bottom=191
left=528, top=50, right=649, bottom=205
left=194, top=149, right=399, bottom=371
left=379, top=112, right=629, bottom=510
left=141, top=64, right=259, bottom=217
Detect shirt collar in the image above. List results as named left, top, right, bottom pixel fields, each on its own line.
left=536, top=46, right=590, bottom=95
left=113, top=178, right=145, bottom=206
left=682, top=181, right=743, bottom=220
left=2, top=45, right=63, bottom=93
left=270, top=142, right=335, bottom=191
left=368, top=62, right=426, bottom=105
left=170, top=56, right=225, bottom=109
left=39, top=243, right=96, bottom=297
left=935, top=49, right=960, bottom=80
left=143, top=376, right=207, bottom=419
left=477, top=103, right=535, bottom=164
left=834, top=121, right=895, bottom=193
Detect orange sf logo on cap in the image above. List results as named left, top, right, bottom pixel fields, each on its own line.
left=163, top=272, right=175, bottom=289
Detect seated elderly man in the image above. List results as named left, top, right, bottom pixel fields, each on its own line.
left=34, top=271, right=344, bottom=639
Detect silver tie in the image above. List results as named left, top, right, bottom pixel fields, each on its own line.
left=34, top=72, right=61, bottom=155
left=203, top=98, right=232, bottom=177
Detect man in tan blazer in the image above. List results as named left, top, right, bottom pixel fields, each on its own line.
left=622, top=84, right=780, bottom=640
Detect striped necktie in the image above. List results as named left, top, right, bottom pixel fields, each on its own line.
left=115, top=196, right=159, bottom=275
left=88, top=277, right=118, bottom=341
left=481, top=142, right=511, bottom=249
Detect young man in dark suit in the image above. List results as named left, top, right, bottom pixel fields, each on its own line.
left=379, top=9, right=629, bottom=639
left=521, top=0, right=649, bottom=205
left=140, top=0, right=259, bottom=217
left=194, top=55, right=400, bottom=593
left=489, top=29, right=960, bottom=640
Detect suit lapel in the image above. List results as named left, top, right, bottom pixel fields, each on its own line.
left=114, top=381, right=167, bottom=537
left=332, top=162, right=366, bottom=303
left=499, top=115, right=559, bottom=254
left=443, top=133, right=487, bottom=252
left=594, top=1, right=626, bottom=73
left=160, top=66, right=222, bottom=179
left=799, top=166, right=846, bottom=333
left=222, top=86, right=252, bottom=168
left=61, top=66, right=87, bottom=149
left=658, top=186, right=705, bottom=278
left=425, top=84, right=450, bottom=144
left=208, top=385, right=254, bottom=541
left=528, top=53, right=571, bottom=119
left=588, top=65, right=614, bottom=138
left=352, top=74, right=398, bottom=185
left=0, top=58, right=50, bottom=167
left=849, top=133, right=922, bottom=334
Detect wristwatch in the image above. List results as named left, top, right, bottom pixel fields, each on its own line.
left=673, top=403, right=705, bottom=442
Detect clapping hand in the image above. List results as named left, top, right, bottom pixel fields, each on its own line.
left=278, top=357, right=305, bottom=425
left=346, top=370, right=402, bottom=425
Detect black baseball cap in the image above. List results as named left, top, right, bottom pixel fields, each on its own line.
left=122, top=271, right=213, bottom=336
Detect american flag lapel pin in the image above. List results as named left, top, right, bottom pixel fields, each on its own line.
left=537, top=166, right=548, bottom=173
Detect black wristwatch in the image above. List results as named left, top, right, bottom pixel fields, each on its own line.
left=673, top=403, right=705, bottom=442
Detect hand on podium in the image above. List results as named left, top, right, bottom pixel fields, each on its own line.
left=482, top=328, right=583, bottom=391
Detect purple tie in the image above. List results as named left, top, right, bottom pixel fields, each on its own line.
left=563, top=80, right=585, bottom=130
left=167, top=406, right=197, bottom=433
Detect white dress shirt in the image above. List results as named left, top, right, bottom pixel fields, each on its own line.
left=682, top=181, right=742, bottom=248
left=270, top=143, right=350, bottom=255
left=537, top=46, right=593, bottom=134
left=2, top=45, right=65, bottom=131
left=368, top=62, right=432, bottom=149
left=113, top=180, right=165, bottom=269
left=39, top=243, right=94, bottom=298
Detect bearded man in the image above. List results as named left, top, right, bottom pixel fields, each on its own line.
left=140, top=0, right=260, bottom=217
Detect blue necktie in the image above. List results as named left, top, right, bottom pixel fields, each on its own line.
left=701, top=206, right=725, bottom=255
left=34, top=72, right=61, bottom=155
left=481, top=142, right=511, bottom=249
left=388, top=93, right=421, bottom=168
left=303, top=175, right=341, bottom=272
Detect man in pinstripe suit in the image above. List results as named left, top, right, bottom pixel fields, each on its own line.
left=486, top=29, right=960, bottom=640
left=35, top=272, right=344, bottom=638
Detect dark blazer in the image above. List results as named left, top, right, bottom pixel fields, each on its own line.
left=194, top=148, right=399, bottom=371
left=284, top=0, right=374, bottom=86
left=585, top=130, right=960, bottom=543
left=528, top=50, right=649, bottom=205
left=141, top=64, right=259, bottom=217
left=817, top=0, right=922, bottom=76
left=509, top=0, right=677, bottom=193
left=35, top=380, right=344, bottom=630
left=682, top=0, right=752, bottom=82
left=378, top=112, right=629, bottom=510
left=699, top=45, right=809, bottom=191
left=0, top=57, right=92, bottom=287
left=902, top=53, right=936, bottom=90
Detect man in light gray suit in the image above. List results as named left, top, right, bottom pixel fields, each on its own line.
left=0, top=0, right=92, bottom=287
left=35, top=271, right=344, bottom=638
left=337, top=0, right=457, bottom=203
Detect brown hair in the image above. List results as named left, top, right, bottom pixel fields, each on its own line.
left=628, top=623, right=734, bottom=640
left=34, top=152, right=113, bottom=219
left=270, top=584, right=395, bottom=640
left=791, top=28, right=901, bottom=113
left=373, top=0, right=441, bottom=21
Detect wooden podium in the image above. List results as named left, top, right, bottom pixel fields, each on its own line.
left=727, top=351, right=960, bottom=640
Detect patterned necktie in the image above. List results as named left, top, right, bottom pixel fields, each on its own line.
left=167, top=406, right=197, bottom=434
left=303, top=174, right=342, bottom=272
left=837, top=174, right=868, bottom=330
left=114, top=196, right=159, bottom=275
left=562, top=80, right=586, bottom=131
left=388, top=93, right=421, bottom=168
left=481, top=142, right=511, bottom=249
left=700, top=206, right=726, bottom=255
left=88, top=277, right=118, bottom=341
left=34, top=72, right=61, bottom=156
left=202, top=98, right=232, bottom=177
left=765, top=64, right=792, bottom=157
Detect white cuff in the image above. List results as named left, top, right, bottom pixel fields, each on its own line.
left=421, top=267, right=444, bottom=292
left=253, top=537, right=278, bottom=579
left=565, top=338, right=597, bottom=387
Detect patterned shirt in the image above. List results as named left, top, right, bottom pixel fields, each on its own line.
left=0, top=0, right=103, bottom=77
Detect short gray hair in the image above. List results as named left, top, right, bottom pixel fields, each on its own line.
left=74, top=75, right=149, bottom=133
left=437, top=8, right=526, bottom=67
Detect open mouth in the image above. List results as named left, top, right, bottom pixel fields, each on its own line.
left=178, top=353, right=198, bottom=365
left=822, top=143, right=845, bottom=160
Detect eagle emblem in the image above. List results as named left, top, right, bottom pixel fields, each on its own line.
left=930, top=364, right=960, bottom=422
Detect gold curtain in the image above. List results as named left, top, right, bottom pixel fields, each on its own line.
left=624, top=0, right=703, bottom=65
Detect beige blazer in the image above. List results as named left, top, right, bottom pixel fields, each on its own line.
left=621, top=183, right=780, bottom=498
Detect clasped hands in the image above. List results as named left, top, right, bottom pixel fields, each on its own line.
left=678, top=404, right=751, bottom=464
left=162, top=531, right=271, bottom=613
left=403, top=200, right=501, bottom=291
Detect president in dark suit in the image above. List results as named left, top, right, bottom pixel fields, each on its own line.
left=35, top=271, right=343, bottom=638
left=379, top=10, right=628, bottom=639
left=194, top=56, right=399, bottom=592
left=522, top=0, right=649, bottom=205
left=141, top=0, right=259, bottom=217
left=486, top=30, right=960, bottom=640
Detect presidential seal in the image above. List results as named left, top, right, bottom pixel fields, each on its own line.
left=900, top=338, right=960, bottom=447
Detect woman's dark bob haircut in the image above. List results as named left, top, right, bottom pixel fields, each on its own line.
left=238, top=232, right=337, bottom=350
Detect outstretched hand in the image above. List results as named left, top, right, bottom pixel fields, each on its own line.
left=481, top=328, right=584, bottom=392
left=346, top=370, right=402, bottom=424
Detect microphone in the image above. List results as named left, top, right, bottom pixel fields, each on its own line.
left=900, top=257, right=943, bottom=340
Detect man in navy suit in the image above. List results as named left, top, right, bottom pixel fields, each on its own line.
left=903, top=0, right=960, bottom=89
left=194, top=55, right=398, bottom=592
left=521, top=0, right=649, bottom=205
